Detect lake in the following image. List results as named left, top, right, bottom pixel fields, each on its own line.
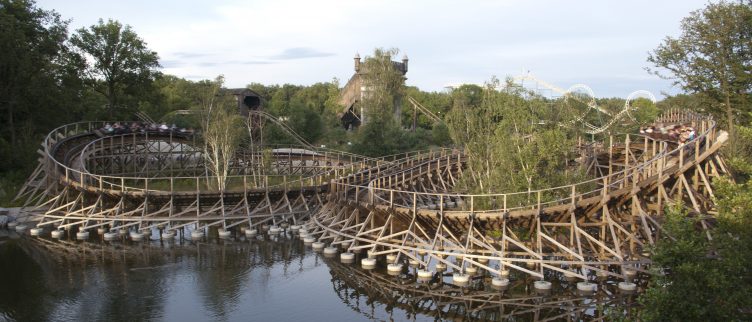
left=0, top=230, right=639, bottom=321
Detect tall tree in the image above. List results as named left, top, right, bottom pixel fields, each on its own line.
left=195, top=76, right=243, bottom=191
left=647, top=1, right=752, bottom=143
left=70, top=18, right=160, bottom=118
left=0, top=0, right=82, bottom=174
left=359, top=48, right=406, bottom=123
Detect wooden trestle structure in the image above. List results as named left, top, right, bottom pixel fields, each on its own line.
left=14, top=110, right=729, bottom=283
left=14, top=121, right=392, bottom=235
left=306, top=110, right=729, bottom=281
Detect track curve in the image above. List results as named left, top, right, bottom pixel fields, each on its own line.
left=305, top=109, right=729, bottom=281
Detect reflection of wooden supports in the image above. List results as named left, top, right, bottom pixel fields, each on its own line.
left=328, top=258, right=627, bottom=320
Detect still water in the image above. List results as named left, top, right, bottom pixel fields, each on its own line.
left=0, top=230, right=639, bottom=321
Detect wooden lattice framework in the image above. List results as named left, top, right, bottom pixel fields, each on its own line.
left=306, top=110, right=729, bottom=281
left=14, top=122, right=386, bottom=235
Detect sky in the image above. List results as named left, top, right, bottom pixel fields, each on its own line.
left=36, top=0, right=710, bottom=99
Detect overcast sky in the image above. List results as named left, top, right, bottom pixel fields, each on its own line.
left=37, top=0, right=709, bottom=98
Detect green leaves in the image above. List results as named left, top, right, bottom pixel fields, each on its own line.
left=359, top=48, right=405, bottom=122
left=197, top=76, right=244, bottom=191
left=647, top=1, right=752, bottom=139
left=445, top=77, right=585, bottom=202
left=640, top=183, right=752, bottom=321
left=70, top=18, right=160, bottom=118
left=0, top=0, right=81, bottom=175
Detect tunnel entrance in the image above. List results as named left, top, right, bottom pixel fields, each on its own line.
left=244, top=96, right=261, bottom=111
left=227, top=88, right=263, bottom=117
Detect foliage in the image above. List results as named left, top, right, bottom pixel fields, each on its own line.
left=350, top=112, right=404, bottom=157
left=196, top=76, right=244, bottom=191
left=640, top=181, right=752, bottom=321
left=324, top=78, right=343, bottom=114
left=402, top=86, right=452, bottom=130
left=288, top=102, right=323, bottom=143
left=148, top=74, right=200, bottom=122
left=319, top=112, right=348, bottom=148
left=0, top=0, right=85, bottom=187
left=445, top=77, right=587, bottom=203
left=727, top=123, right=752, bottom=181
left=350, top=115, right=436, bottom=157
left=451, top=84, right=484, bottom=108
left=359, top=48, right=405, bottom=122
left=431, top=122, right=452, bottom=146
left=640, top=4, right=752, bottom=320
left=70, top=18, right=161, bottom=119
left=600, top=96, right=661, bottom=134
left=246, top=81, right=342, bottom=147
left=647, top=1, right=752, bottom=142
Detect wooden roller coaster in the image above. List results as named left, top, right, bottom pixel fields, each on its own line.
left=305, top=109, right=729, bottom=282
left=13, top=121, right=396, bottom=235
left=13, top=109, right=728, bottom=285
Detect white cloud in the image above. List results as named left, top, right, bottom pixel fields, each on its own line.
left=37, top=0, right=709, bottom=97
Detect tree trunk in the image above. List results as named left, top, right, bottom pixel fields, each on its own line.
left=108, top=81, right=116, bottom=119
left=724, top=87, right=735, bottom=149
left=7, top=100, right=15, bottom=149
left=726, top=91, right=735, bottom=142
left=719, top=56, right=735, bottom=149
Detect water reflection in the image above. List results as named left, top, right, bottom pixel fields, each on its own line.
left=325, top=259, right=640, bottom=321
left=0, top=232, right=641, bottom=321
left=0, top=233, right=316, bottom=322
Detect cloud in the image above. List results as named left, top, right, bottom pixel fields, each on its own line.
left=172, top=52, right=213, bottom=59
left=45, top=0, right=710, bottom=97
left=159, top=60, right=182, bottom=68
left=194, top=60, right=275, bottom=67
left=196, top=61, right=219, bottom=67
left=270, top=47, right=335, bottom=60
left=230, top=60, right=277, bottom=65
left=182, top=74, right=210, bottom=80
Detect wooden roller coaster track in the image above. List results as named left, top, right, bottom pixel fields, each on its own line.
left=12, top=110, right=729, bottom=285
left=304, top=109, right=729, bottom=282
left=13, top=121, right=403, bottom=235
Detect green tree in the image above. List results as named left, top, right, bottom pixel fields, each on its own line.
left=292, top=82, right=332, bottom=114
left=451, top=84, right=484, bottom=109
left=402, top=86, right=452, bottom=130
left=195, top=76, right=244, bottom=191
left=350, top=113, right=403, bottom=157
left=640, top=180, right=752, bottom=321
left=288, top=103, right=323, bottom=143
left=728, top=124, right=752, bottom=179
left=0, top=0, right=84, bottom=202
left=148, top=74, right=195, bottom=119
left=647, top=1, right=752, bottom=144
left=323, top=77, right=343, bottom=115
left=431, top=122, right=452, bottom=146
left=70, top=18, right=161, bottom=118
left=267, top=84, right=301, bottom=116
left=359, top=47, right=405, bottom=123
left=446, top=77, right=586, bottom=204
